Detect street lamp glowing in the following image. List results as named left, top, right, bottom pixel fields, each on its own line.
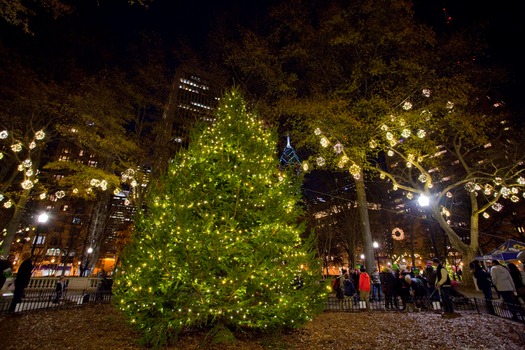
left=37, top=213, right=49, bottom=223
left=418, top=194, right=430, bottom=207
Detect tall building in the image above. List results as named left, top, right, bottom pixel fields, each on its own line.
left=153, top=66, right=222, bottom=177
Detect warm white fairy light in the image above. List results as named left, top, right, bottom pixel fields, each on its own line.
left=402, top=101, right=412, bottom=110
left=316, top=157, right=325, bottom=167
left=418, top=174, right=427, bottom=183
left=518, top=177, right=525, bottom=185
left=56, top=190, right=66, bottom=199
left=0, top=152, right=3, bottom=160
left=446, top=192, right=453, bottom=198
left=483, top=212, right=490, bottom=219
left=511, top=195, right=520, bottom=203
left=29, top=141, right=36, bottom=149
left=302, top=162, right=309, bottom=171
left=422, top=89, right=431, bottom=97
left=23, top=159, right=32, bottom=168
left=72, top=188, right=79, bottom=194
left=39, top=193, right=46, bottom=199
left=446, top=101, right=454, bottom=109
left=387, top=150, right=394, bottom=157
left=333, top=143, right=343, bottom=154
left=369, top=140, right=377, bottom=148
left=314, top=128, right=321, bottom=135
left=25, top=169, right=33, bottom=177
left=320, top=137, right=329, bottom=147
left=0, top=194, right=4, bottom=201
left=0, top=130, right=7, bottom=139
left=17, top=164, right=24, bottom=171
left=406, top=192, right=413, bottom=199
left=386, top=132, right=394, bottom=140
left=380, top=124, right=388, bottom=131
left=4, top=201, right=12, bottom=208
left=417, top=129, right=426, bottom=138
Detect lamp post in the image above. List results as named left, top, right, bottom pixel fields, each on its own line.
left=373, top=241, right=380, bottom=270
left=31, top=212, right=49, bottom=256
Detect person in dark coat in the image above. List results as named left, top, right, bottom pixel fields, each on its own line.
left=507, top=262, right=525, bottom=304
left=8, top=253, right=33, bottom=313
left=470, top=260, right=495, bottom=315
left=381, top=268, right=399, bottom=310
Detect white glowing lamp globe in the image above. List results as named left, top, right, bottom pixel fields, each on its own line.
left=87, top=247, right=93, bottom=254
left=37, top=213, right=49, bottom=224
left=373, top=241, right=379, bottom=249
left=418, top=194, right=430, bottom=207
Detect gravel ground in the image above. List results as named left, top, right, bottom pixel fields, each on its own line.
left=0, top=304, right=524, bottom=350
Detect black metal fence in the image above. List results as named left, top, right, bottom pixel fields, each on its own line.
left=324, top=294, right=525, bottom=324
left=2, top=288, right=524, bottom=325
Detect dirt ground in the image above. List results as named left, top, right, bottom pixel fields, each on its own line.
left=0, top=304, right=524, bottom=350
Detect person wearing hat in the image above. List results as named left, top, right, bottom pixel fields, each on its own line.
left=433, top=258, right=458, bottom=318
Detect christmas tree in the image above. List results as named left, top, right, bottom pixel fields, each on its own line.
left=114, top=88, right=325, bottom=347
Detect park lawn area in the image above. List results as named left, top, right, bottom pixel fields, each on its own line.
left=0, top=303, right=524, bottom=349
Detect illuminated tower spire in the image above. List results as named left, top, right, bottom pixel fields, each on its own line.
left=280, top=135, right=301, bottom=167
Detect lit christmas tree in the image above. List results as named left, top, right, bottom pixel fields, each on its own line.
left=114, top=88, right=325, bottom=347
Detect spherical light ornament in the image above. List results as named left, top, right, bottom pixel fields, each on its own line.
left=302, top=162, right=309, bottom=172
left=314, top=128, right=321, bottom=136
left=422, top=89, right=431, bottom=97
left=392, top=228, right=405, bottom=241
left=320, top=137, right=329, bottom=148
left=11, top=143, right=23, bottom=152
left=35, top=130, right=45, bottom=140
left=316, top=157, right=325, bottom=167
left=21, top=180, right=33, bottom=189
left=369, top=140, right=377, bottom=149
left=402, top=101, right=413, bottom=110
left=387, top=150, right=394, bottom=157
left=0, top=130, right=8, bottom=139
left=401, top=129, right=411, bottom=138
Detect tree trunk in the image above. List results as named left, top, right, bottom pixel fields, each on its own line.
left=355, top=169, right=374, bottom=273
left=0, top=188, right=31, bottom=257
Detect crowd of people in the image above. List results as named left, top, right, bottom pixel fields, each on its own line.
left=332, top=257, right=525, bottom=320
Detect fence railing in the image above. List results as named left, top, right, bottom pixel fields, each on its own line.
left=324, top=294, right=525, bottom=324
left=2, top=285, right=524, bottom=325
